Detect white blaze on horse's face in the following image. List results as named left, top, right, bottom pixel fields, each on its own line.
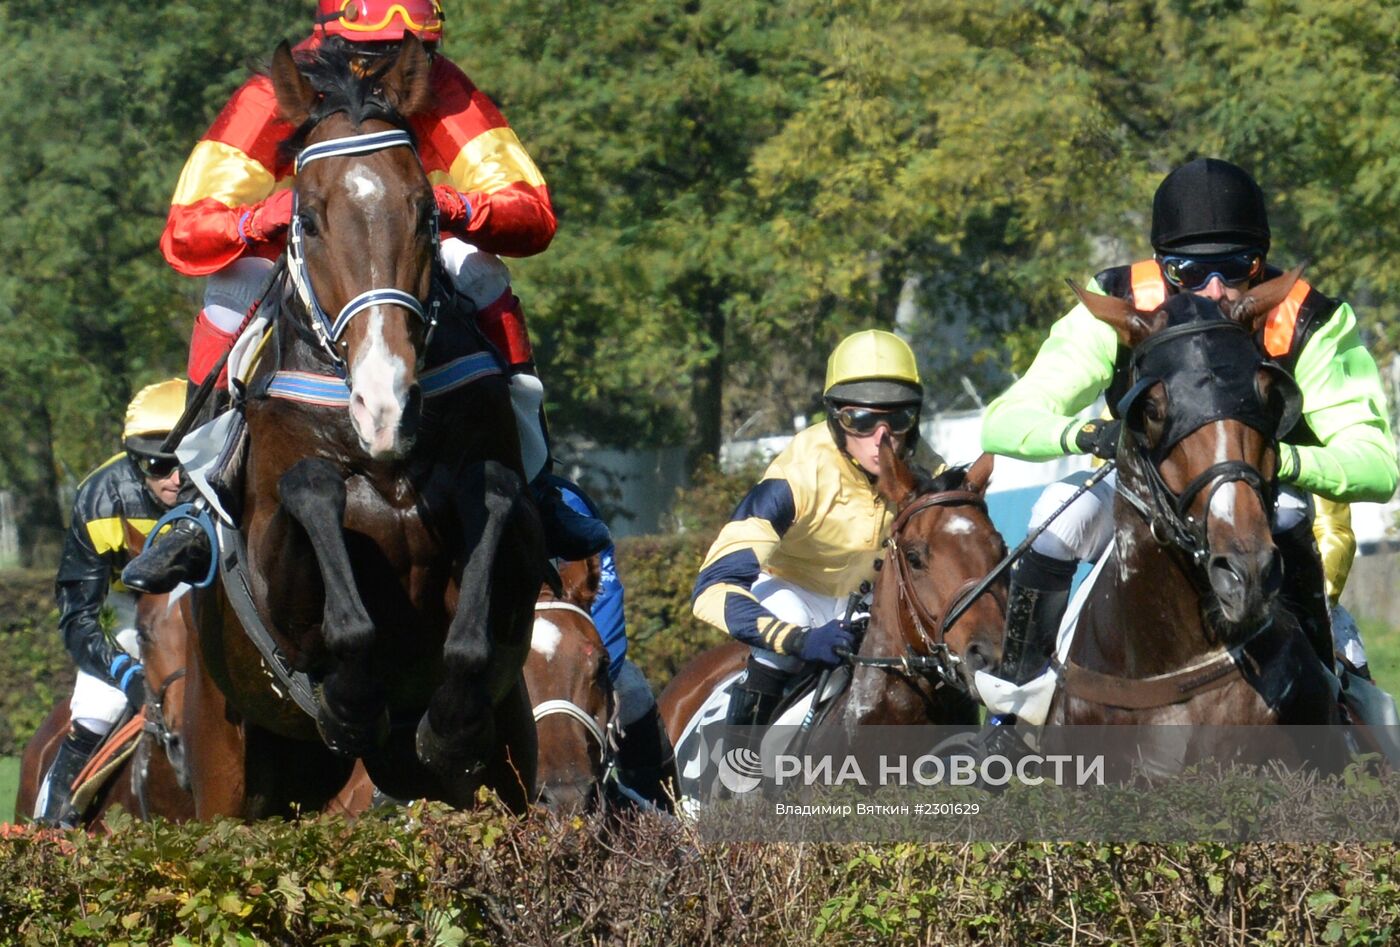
left=348, top=310, right=412, bottom=458
left=345, top=166, right=384, bottom=203
left=531, top=619, right=563, bottom=661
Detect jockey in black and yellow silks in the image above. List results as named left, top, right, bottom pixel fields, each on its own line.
left=692, top=330, right=943, bottom=731
left=34, top=379, right=186, bottom=826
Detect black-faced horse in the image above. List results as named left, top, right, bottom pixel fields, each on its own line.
left=189, top=36, right=547, bottom=817
left=1048, top=268, right=1339, bottom=730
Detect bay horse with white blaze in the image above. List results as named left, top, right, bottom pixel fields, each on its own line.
left=187, top=36, right=548, bottom=817
left=1046, top=269, right=1339, bottom=732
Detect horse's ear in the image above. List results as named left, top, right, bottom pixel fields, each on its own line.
left=1068, top=279, right=1158, bottom=347
left=876, top=435, right=919, bottom=508
left=964, top=452, right=995, bottom=494
left=271, top=40, right=315, bottom=126
left=1228, top=263, right=1306, bottom=333
left=382, top=33, right=433, bottom=118
left=123, top=518, right=146, bottom=556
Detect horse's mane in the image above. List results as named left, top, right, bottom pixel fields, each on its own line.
left=913, top=463, right=969, bottom=496
left=277, top=37, right=416, bottom=165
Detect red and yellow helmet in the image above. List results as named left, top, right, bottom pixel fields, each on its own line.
left=315, top=0, right=444, bottom=43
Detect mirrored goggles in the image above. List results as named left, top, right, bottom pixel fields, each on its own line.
left=832, top=404, right=919, bottom=437
left=130, top=451, right=179, bottom=480
left=1159, top=250, right=1265, bottom=291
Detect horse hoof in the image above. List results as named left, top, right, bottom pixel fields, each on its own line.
left=315, top=689, right=390, bottom=758
left=414, top=712, right=493, bottom=779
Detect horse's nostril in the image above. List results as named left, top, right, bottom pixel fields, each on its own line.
left=964, top=643, right=991, bottom=673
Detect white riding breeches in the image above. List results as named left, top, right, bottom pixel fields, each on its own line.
left=747, top=574, right=847, bottom=673
left=1028, top=472, right=1312, bottom=563
left=68, top=590, right=141, bottom=735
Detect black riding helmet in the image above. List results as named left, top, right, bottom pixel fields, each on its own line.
left=1151, top=158, right=1271, bottom=256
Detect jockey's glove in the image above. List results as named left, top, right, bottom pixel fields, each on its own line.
left=238, top=189, right=295, bottom=248
left=110, top=653, right=146, bottom=713
left=793, top=618, right=856, bottom=668
left=433, top=185, right=473, bottom=236
left=1074, top=418, right=1121, bottom=460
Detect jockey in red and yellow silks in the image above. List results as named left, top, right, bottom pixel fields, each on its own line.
left=122, top=0, right=605, bottom=596
left=163, top=0, right=554, bottom=385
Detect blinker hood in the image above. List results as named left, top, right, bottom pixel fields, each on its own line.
left=1117, top=320, right=1301, bottom=461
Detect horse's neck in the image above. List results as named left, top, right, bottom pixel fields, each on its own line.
left=1100, top=496, right=1220, bottom=676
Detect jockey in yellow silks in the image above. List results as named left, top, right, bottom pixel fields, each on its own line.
left=692, top=331, right=943, bottom=729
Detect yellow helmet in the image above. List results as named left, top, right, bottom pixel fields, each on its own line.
left=823, top=330, right=922, bottom=405
left=123, top=378, right=186, bottom=456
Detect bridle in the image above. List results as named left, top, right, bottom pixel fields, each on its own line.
left=134, top=666, right=189, bottom=816
left=1111, top=320, right=1294, bottom=572
left=850, top=488, right=1006, bottom=694
left=286, top=128, right=442, bottom=372
left=531, top=601, right=611, bottom=759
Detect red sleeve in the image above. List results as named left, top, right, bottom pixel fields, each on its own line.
left=416, top=58, right=556, bottom=257
left=160, top=76, right=296, bottom=277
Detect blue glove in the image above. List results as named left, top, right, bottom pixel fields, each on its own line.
left=795, top=618, right=855, bottom=668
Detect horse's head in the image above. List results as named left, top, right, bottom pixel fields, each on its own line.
left=528, top=568, right=612, bottom=816
left=128, top=519, right=192, bottom=788
left=1071, top=267, right=1305, bottom=634
left=873, top=443, right=1008, bottom=691
left=272, top=36, right=438, bottom=459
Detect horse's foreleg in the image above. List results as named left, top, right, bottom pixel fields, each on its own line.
left=278, top=458, right=385, bottom=756
left=417, top=459, right=544, bottom=781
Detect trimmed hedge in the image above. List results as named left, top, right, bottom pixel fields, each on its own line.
left=2, top=805, right=1398, bottom=944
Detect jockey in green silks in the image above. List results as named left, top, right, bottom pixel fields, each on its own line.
left=981, top=157, right=1397, bottom=696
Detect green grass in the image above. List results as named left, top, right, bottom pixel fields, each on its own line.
left=1362, top=619, right=1400, bottom=696
left=0, top=756, right=18, bottom=824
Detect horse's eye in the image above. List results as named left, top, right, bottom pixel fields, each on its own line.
left=299, top=212, right=319, bottom=237
left=1143, top=398, right=1166, bottom=424
left=904, top=547, right=925, bottom=570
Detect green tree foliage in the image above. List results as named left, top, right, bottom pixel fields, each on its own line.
left=5, top=0, right=1400, bottom=551
left=0, top=1, right=301, bottom=559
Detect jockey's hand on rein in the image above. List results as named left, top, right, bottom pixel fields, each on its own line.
left=1074, top=418, right=1122, bottom=460
left=795, top=618, right=856, bottom=668
left=239, top=189, right=295, bottom=247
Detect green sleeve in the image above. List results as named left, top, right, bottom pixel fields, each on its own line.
left=981, top=279, right=1120, bottom=460
left=1284, top=301, right=1398, bottom=502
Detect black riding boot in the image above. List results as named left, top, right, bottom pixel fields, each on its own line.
left=724, top=659, right=789, bottom=750
left=1275, top=518, right=1336, bottom=672
left=997, top=549, right=1076, bottom=685
left=35, top=722, right=104, bottom=827
left=610, top=704, right=678, bottom=812
left=121, top=515, right=213, bottom=595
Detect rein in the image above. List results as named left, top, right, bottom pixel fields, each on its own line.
left=286, top=128, right=441, bottom=372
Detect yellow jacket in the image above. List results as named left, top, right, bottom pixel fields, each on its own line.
left=691, top=424, right=902, bottom=654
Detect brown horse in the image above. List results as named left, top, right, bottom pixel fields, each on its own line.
left=1046, top=270, right=1339, bottom=734
left=526, top=556, right=614, bottom=814
left=15, top=585, right=194, bottom=828
left=316, top=557, right=612, bottom=817
left=659, top=446, right=1007, bottom=796
left=187, top=36, right=547, bottom=818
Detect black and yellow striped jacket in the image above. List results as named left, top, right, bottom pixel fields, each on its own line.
left=55, top=453, right=163, bottom=688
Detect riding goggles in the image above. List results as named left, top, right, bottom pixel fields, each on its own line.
left=831, top=404, right=920, bottom=437
left=1158, top=250, right=1265, bottom=291
left=129, top=451, right=180, bottom=480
